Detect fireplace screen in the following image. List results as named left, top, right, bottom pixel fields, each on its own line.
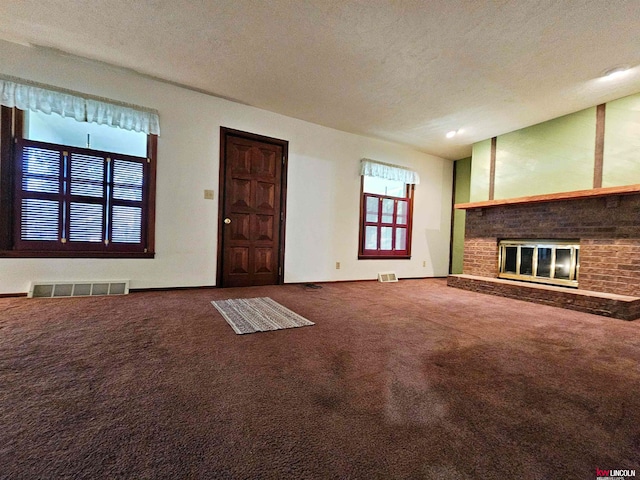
left=498, top=240, right=579, bottom=287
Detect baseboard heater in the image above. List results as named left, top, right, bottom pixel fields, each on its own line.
left=28, top=280, right=130, bottom=298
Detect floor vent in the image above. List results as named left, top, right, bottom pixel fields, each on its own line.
left=377, top=272, right=398, bottom=283
left=28, top=281, right=130, bottom=298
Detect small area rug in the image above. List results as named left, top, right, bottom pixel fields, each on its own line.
left=211, top=297, right=314, bottom=334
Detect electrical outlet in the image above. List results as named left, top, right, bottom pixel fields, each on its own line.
left=204, top=189, right=215, bottom=200
left=423, top=260, right=427, bottom=267
left=335, top=262, right=341, bottom=269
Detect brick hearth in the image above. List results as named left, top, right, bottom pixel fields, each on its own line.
left=449, top=189, right=640, bottom=319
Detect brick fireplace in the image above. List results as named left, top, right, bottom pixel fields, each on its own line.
left=448, top=186, right=640, bottom=320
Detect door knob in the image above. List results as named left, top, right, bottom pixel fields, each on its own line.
left=224, top=218, right=231, bottom=224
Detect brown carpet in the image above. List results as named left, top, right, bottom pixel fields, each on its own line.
left=0, top=279, right=639, bottom=479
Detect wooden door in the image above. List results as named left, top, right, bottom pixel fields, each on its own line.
left=218, top=129, right=287, bottom=287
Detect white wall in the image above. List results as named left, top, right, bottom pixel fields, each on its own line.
left=0, top=40, right=453, bottom=293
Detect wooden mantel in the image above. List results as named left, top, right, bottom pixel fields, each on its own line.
left=455, top=184, right=640, bottom=210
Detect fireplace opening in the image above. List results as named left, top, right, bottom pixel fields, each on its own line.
left=498, top=240, right=580, bottom=287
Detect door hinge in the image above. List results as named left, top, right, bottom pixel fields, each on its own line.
left=280, top=211, right=284, bottom=221
left=279, top=266, right=282, bottom=276
left=282, top=155, right=285, bottom=165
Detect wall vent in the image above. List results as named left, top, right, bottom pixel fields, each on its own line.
left=377, top=272, right=398, bottom=283
left=28, top=281, right=130, bottom=298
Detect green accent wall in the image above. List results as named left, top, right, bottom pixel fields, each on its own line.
left=470, top=90, right=640, bottom=202
left=603, top=93, right=640, bottom=187
left=494, top=107, right=596, bottom=199
left=451, top=157, right=471, bottom=274
left=470, top=139, right=491, bottom=202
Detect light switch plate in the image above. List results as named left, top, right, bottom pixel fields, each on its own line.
left=204, top=189, right=215, bottom=200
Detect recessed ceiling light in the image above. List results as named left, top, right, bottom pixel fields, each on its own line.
left=602, top=66, right=630, bottom=79
left=446, top=130, right=457, bottom=139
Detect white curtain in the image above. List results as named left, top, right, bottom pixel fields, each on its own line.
left=85, top=100, right=160, bottom=134
left=360, top=158, right=420, bottom=184
left=0, top=75, right=160, bottom=135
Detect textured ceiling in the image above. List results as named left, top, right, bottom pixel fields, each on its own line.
left=1, top=0, right=640, bottom=159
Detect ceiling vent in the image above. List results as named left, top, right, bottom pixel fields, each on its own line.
left=377, top=272, right=398, bottom=283
left=28, top=281, right=130, bottom=298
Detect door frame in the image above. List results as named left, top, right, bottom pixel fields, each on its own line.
left=216, top=127, right=289, bottom=287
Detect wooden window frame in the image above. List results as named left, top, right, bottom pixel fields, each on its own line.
left=0, top=106, right=156, bottom=258
left=358, top=176, right=414, bottom=260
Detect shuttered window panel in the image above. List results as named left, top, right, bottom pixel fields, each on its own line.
left=22, top=146, right=60, bottom=194
left=14, top=139, right=148, bottom=253
left=17, top=143, right=63, bottom=247
left=112, top=206, right=142, bottom=243
left=69, top=202, right=104, bottom=243
left=21, top=198, right=60, bottom=241
left=113, top=159, right=143, bottom=201
left=70, top=153, right=105, bottom=198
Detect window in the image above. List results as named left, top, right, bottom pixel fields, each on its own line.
left=0, top=106, right=157, bottom=257
left=359, top=175, right=414, bottom=259
left=26, top=109, right=148, bottom=157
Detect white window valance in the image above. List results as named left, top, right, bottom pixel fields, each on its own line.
left=360, top=158, right=420, bottom=185
left=0, top=74, right=160, bottom=135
